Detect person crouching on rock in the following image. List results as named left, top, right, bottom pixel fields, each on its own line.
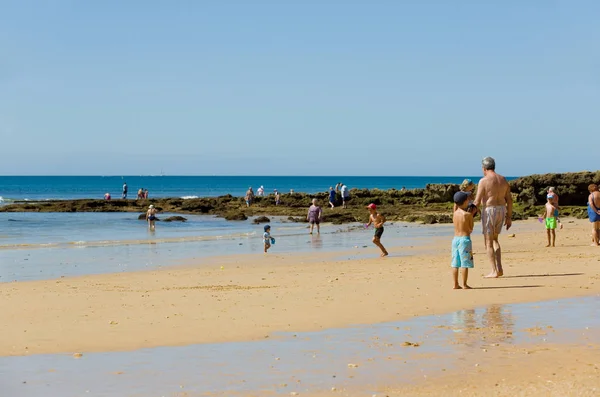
left=366, top=203, right=388, bottom=257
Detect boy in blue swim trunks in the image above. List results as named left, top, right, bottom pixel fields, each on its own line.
left=452, top=191, right=474, bottom=289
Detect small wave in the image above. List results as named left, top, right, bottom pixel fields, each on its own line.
left=181, top=195, right=199, bottom=199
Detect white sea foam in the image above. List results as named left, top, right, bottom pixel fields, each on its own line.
left=181, top=196, right=199, bottom=199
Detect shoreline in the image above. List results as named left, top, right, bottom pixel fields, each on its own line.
left=1, top=218, right=599, bottom=357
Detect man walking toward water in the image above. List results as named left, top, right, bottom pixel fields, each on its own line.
left=473, top=157, right=513, bottom=278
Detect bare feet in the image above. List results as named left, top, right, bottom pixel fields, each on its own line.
left=463, top=284, right=472, bottom=289
left=453, top=285, right=462, bottom=290
left=380, top=252, right=389, bottom=257
left=545, top=244, right=550, bottom=247
left=484, top=272, right=499, bottom=278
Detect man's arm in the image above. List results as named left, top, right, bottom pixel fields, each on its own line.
left=504, top=181, right=513, bottom=230
left=473, top=179, right=485, bottom=207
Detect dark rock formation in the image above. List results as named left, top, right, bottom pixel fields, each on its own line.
left=252, top=216, right=271, bottom=224
left=162, top=216, right=187, bottom=222
left=2, top=171, right=596, bottom=224
left=510, top=171, right=600, bottom=206
left=223, top=211, right=248, bottom=221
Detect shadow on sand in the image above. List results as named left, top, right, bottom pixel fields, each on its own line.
left=475, top=285, right=543, bottom=290
left=502, top=273, right=583, bottom=279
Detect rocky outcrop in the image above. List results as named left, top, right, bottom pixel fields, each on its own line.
left=223, top=211, right=248, bottom=221
left=162, top=216, right=187, bottom=222
left=509, top=171, right=600, bottom=206
left=2, top=171, right=596, bottom=224
left=252, top=216, right=270, bottom=224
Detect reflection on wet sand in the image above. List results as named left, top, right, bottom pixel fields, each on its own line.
left=450, top=305, right=515, bottom=348
left=1, top=297, right=597, bottom=397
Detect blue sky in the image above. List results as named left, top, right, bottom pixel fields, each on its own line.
left=1, top=1, right=598, bottom=176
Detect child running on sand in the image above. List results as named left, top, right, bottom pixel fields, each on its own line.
left=366, top=203, right=388, bottom=257
left=541, top=196, right=558, bottom=247
left=263, top=225, right=274, bottom=253
left=451, top=192, right=474, bottom=290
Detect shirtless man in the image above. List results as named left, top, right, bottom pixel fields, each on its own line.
left=473, top=157, right=512, bottom=278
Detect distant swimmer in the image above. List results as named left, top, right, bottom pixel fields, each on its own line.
left=473, top=157, right=512, bottom=278
left=307, top=198, right=322, bottom=234
left=366, top=203, right=388, bottom=257
left=104, top=192, right=111, bottom=200
left=122, top=182, right=128, bottom=199
left=146, top=204, right=158, bottom=230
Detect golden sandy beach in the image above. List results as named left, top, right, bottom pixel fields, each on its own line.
left=2, top=218, right=599, bottom=395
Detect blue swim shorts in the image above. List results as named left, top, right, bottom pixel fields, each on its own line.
left=451, top=236, right=474, bottom=269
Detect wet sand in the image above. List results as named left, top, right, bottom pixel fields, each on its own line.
left=2, top=218, right=599, bottom=358
left=3, top=296, right=598, bottom=396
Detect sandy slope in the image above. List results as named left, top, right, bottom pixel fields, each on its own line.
left=1, top=218, right=599, bottom=357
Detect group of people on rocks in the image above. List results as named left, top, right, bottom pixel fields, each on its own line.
left=103, top=183, right=148, bottom=200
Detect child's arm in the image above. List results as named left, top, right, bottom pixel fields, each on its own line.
left=467, top=212, right=474, bottom=234
left=366, top=214, right=373, bottom=227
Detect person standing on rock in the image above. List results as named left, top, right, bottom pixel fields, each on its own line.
left=245, top=187, right=254, bottom=207
left=473, top=157, right=512, bottom=278
left=307, top=198, right=323, bottom=234
left=587, top=184, right=600, bottom=246
left=274, top=189, right=281, bottom=205
left=257, top=186, right=264, bottom=196
left=122, top=182, right=128, bottom=199
left=341, top=183, right=350, bottom=209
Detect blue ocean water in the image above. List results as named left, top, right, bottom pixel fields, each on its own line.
left=0, top=175, right=493, bottom=201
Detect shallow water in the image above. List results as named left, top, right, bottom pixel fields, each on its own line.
left=0, top=211, right=461, bottom=282
left=2, top=296, right=597, bottom=397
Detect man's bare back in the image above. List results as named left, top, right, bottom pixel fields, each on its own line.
left=475, top=173, right=510, bottom=206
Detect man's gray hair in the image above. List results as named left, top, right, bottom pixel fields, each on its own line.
left=549, top=186, right=555, bottom=192
left=482, top=157, right=496, bottom=171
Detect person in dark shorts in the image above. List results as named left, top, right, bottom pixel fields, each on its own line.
left=366, top=203, right=388, bottom=257
left=307, top=198, right=323, bottom=234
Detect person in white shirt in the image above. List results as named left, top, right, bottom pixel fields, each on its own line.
left=340, top=183, right=350, bottom=209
